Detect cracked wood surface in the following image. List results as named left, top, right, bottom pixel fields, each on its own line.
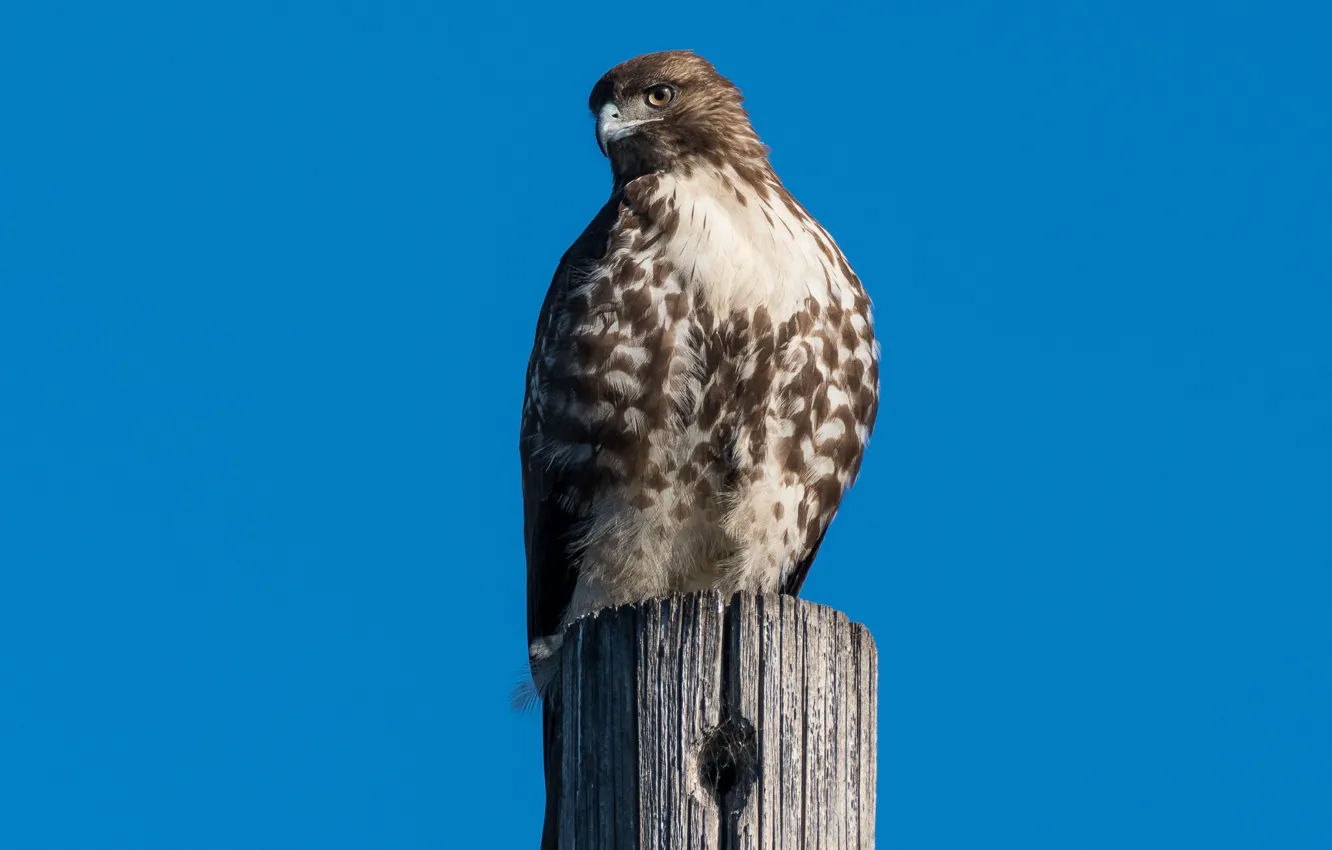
left=555, top=592, right=877, bottom=849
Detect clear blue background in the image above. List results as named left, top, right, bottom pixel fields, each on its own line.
left=2, top=2, right=1328, bottom=848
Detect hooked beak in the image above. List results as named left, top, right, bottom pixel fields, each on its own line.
left=596, top=102, right=658, bottom=157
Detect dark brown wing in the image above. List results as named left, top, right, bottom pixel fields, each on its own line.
left=520, top=274, right=578, bottom=650
left=520, top=194, right=621, bottom=850
left=521, top=194, right=621, bottom=649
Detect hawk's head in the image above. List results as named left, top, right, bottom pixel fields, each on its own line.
left=588, top=51, right=769, bottom=182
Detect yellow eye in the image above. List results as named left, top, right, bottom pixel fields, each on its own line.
left=645, top=84, right=675, bottom=108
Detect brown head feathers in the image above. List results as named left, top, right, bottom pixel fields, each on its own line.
left=588, top=51, right=770, bottom=184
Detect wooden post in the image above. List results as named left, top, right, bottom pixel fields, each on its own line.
left=555, top=591, right=878, bottom=849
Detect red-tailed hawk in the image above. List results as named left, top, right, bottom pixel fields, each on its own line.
left=520, top=51, right=878, bottom=847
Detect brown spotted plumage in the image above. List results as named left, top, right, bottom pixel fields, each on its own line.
left=520, top=51, right=878, bottom=849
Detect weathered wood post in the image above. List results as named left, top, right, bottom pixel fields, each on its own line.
left=555, top=591, right=878, bottom=849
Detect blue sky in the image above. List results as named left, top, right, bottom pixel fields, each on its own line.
left=2, top=1, right=1329, bottom=848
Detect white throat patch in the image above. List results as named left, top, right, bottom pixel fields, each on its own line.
left=652, top=167, right=851, bottom=320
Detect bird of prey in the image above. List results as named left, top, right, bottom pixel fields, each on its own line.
left=520, top=50, right=878, bottom=847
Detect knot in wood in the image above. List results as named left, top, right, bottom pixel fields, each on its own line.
left=698, top=712, right=758, bottom=812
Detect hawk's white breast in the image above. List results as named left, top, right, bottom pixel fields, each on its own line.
left=654, top=168, right=854, bottom=319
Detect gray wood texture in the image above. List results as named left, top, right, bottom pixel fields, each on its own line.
left=556, top=592, right=877, bottom=849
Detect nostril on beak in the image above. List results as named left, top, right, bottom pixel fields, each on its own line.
left=595, top=102, right=624, bottom=158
